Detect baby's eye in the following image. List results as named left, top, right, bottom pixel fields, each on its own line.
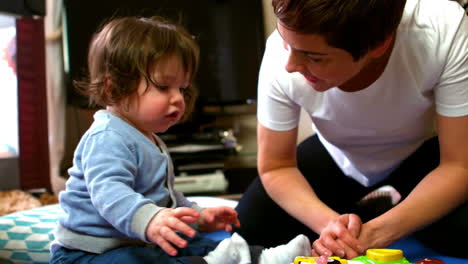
left=179, top=87, right=188, bottom=93
left=155, top=84, right=169, bottom=91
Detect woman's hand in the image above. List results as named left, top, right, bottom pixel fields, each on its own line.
left=198, top=206, right=241, bottom=233
left=312, top=214, right=364, bottom=259
left=146, top=207, right=200, bottom=256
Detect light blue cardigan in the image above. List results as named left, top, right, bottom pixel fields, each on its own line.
left=51, top=110, right=202, bottom=254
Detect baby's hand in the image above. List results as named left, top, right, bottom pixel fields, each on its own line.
left=146, top=207, right=199, bottom=256
left=198, top=206, right=241, bottom=233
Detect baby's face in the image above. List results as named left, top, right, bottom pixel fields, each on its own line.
left=118, top=55, right=190, bottom=137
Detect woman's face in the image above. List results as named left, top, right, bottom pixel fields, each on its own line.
left=277, top=22, right=375, bottom=92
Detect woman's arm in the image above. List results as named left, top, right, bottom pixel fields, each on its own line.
left=258, top=124, right=360, bottom=248
left=359, top=114, right=468, bottom=248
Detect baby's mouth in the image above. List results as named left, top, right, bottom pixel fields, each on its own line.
left=166, top=111, right=180, bottom=121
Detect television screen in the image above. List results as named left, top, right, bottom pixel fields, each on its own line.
left=63, top=0, right=265, bottom=108
left=0, top=0, right=45, bottom=17
left=0, top=0, right=50, bottom=191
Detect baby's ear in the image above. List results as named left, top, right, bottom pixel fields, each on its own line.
left=102, top=75, right=114, bottom=100
left=103, top=75, right=112, bottom=90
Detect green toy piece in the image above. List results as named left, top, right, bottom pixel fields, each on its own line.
left=293, top=248, right=414, bottom=264
left=352, top=249, right=413, bottom=264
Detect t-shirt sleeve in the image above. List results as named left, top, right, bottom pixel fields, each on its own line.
left=434, top=3, right=468, bottom=117
left=257, top=30, right=301, bottom=131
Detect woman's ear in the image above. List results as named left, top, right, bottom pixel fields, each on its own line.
left=369, top=33, right=395, bottom=58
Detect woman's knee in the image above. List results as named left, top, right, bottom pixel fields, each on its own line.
left=415, top=202, right=468, bottom=258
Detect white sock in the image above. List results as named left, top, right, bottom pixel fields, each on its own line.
left=258, top=234, right=311, bottom=264
left=203, top=232, right=252, bottom=264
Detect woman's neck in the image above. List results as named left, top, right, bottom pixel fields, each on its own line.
left=339, top=34, right=396, bottom=92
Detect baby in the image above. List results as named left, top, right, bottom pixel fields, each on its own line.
left=49, top=16, right=311, bottom=264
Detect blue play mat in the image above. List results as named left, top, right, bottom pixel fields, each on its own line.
left=203, top=230, right=468, bottom=264
left=0, top=201, right=466, bottom=264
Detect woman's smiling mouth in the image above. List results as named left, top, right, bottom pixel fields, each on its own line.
left=304, top=74, right=320, bottom=83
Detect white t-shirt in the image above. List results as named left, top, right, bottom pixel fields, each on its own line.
left=257, top=0, right=468, bottom=186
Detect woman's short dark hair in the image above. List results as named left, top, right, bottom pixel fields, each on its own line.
left=272, top=0, right=407, bottom=60
left=75, top=16, right=199, bottom=122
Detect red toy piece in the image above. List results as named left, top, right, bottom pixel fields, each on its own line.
left=415, top=258, right=445, bottom=264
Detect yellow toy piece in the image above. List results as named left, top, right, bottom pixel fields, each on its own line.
left=293, top=249, right=412, bottom=264
left=353, top=248, right=413, bottom=264
left=366, top=249, right=404, bottom=262
left=293, top=256, right=348, bottom=264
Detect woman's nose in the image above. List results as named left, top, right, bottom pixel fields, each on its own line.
left=285, top=50, right=305, bottom=73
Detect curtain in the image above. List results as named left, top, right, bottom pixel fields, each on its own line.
left=45, top=0, right=66, bottom=194
left=16, top=17, right=51, bottom=191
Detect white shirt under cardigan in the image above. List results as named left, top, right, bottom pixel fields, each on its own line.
left=257, top=0, right=468, bottom=187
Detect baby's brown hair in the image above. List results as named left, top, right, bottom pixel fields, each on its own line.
left=75, top=16, right=199, bottom=122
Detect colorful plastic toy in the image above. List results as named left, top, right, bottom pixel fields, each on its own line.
left=353, top=249, right=412, bottom=264
left=294, top=249, right=415, bottom=264
left=294, top=256, right=348, bottom=264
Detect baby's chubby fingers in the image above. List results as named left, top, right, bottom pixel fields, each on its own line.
left=197, top=206, right=240, bottom=232
left=153, top=233, right=178, bottom=256
left=159, top=225, right=188, bottom=249
left=180, top=215, right=199, bottom=225
left=146, top=207, right=199, bottom=251
left=176, top=207, right=200, bottom=225
left=172, top=207, right=200, bottom=219
left=169, top=207, right=200, bottom=238
left=229, top=214, right=241, bottom=228
left=222, top=214, right=241, bottom=231
left=219, top=207, right=240, bottom=225
left=214, top=206, right=241, bottom=225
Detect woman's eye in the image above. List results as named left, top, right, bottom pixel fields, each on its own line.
left=307, top=57, right=323, bottom=63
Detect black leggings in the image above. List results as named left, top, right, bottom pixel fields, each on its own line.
left=234, top=135, right=468, bottom=258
